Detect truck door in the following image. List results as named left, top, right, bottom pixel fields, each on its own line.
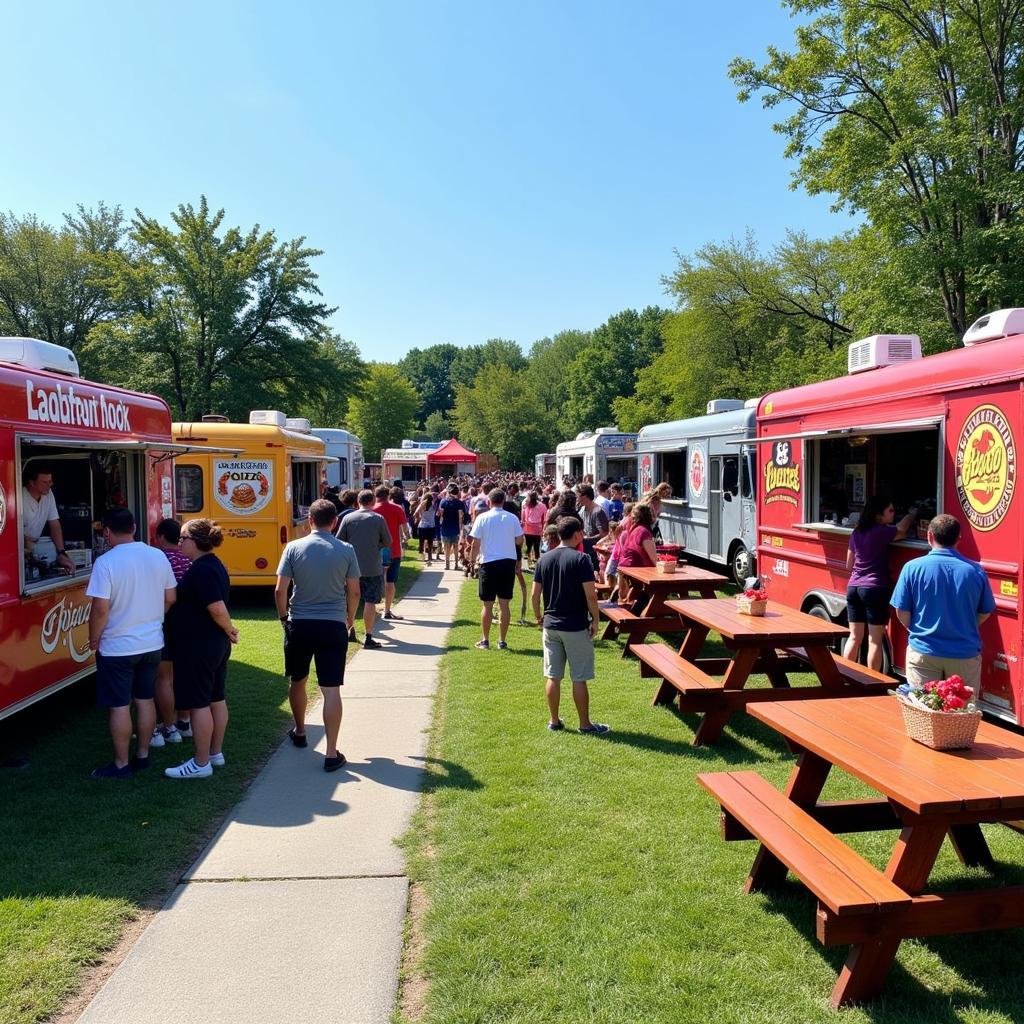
left=709, top=458, right=723, bottom=558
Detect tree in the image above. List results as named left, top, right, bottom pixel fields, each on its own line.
left=0, top=204, right=124, bottom=357
left=451, top=338, right=527, bottom=391
left=730, top=2, right=1024, bottom=344
left=526, top=330, right=590, bottom=419
left=424, top=408, right=454, bottom=440
left=91, top=196, right=337, bottom=420
left=398, top=343, right=460, bottom=425
left=346, top=364, right=420, bottom=462
left=452, top=364, right=554, bottom=469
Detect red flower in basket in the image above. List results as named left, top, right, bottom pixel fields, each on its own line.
left=942, top=695, right=967, bottom=711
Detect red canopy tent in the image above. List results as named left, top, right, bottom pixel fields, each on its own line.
left=426, top=438, right=478, bottom=475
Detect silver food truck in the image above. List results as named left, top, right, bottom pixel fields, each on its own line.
left=636, top=400, right=758, bottom=584
left=311, top=427, right=363, bottom=489
left=555, top=429, right=638, bottom=491
left=534, top=452, right=556, bottom=479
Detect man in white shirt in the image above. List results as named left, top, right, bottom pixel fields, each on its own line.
left=469, top=489, right=524, bottom=650
left=595, top=481, right=613, bottom=516
left=22, top=465, right=76, bottom=575
left=86, top=507, right=177, bottom=779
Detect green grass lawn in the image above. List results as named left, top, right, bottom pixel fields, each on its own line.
left=403, top=583, right=1024, bottom=1024
left=0, top=545, right=423, bottom=1024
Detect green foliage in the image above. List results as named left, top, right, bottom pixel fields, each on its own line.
left=730, top=1, right=1024, bottom=343
left=526, top=330, right=589, bottom=419
left=398, top=343, right=461, bottom=425
left=346, top=363, right=420, bottom=461
left=423, top=408, right=454, bottom=441
left=451, top=338, right=527, bottom=391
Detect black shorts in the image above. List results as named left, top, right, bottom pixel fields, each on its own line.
left=524, top=534, right=541, bottom=558
left=173, top=642, right=230, bottom=709
left=418, top=526, right=436, bottom=541
left=96, top=649, right=161, bottom=707
left=284, top=619, right=348, bottom=686
left=479, top=558, right=516, bottom=601
left=846, top=585, right=891, bottom=626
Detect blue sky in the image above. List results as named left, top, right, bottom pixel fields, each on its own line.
left=4, top=1, right=851, bottom=362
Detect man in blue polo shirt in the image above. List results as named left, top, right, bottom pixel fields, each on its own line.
left=890, top=513, right=995, bottom=689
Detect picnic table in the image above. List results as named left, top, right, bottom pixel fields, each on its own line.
left=698, top=695, right=1024, bottom=1007
left=634, top=598, right=891, bottom=745
left=599, top=565, right=727, bottom=658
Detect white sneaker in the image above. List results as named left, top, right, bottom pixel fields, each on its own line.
left=164, top=758, right=213, bottom=779
left=209, top=752, right=225, bottom=767
left=175, top=721, right=193, bottom=739
left=150, top=728, right=165, bottom=748
left=163, top=726, right=182, bottom=744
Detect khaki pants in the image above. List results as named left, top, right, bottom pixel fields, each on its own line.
left=905, top=648, right=981, bottom=689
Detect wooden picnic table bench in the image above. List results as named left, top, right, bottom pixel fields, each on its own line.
left=699, top=696, right=1024, bottom=1007
left=599, top=565, right=727, bottom=658
left=635, top=598, right=885, bottom=745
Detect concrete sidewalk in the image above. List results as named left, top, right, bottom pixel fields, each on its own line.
left=78, top=566, right=465, bottom=1024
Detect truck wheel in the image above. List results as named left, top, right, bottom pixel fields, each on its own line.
left=730, top=543, right=753, bottom=587
left=805, top=602, right=846, bottom=656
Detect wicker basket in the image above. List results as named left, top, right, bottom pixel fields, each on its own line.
left=656, top=561, right=677, bottom=575
left=736, top=595, right=767, bottom=616
left=898, top=696, right=982, bottom=750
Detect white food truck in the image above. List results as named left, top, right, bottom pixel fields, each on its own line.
left=312, top=427, right=363, bottom=489
left=555, top=428, right=638, bottom=492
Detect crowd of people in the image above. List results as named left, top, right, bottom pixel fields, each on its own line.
left=85, top=466, right=995, bottom=778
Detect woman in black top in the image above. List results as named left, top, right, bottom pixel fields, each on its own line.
left=166, top=519, right=238, bottom=780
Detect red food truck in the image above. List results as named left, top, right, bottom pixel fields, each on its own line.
left=755, top=309, right=1024, bottom=724
left=0, top=337, right=185, bottom=720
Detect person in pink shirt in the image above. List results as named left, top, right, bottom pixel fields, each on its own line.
left=615, top=503, right=657, bottom=602
left=520, top=490, right=547, bottom=569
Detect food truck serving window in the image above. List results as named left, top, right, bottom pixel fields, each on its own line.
left=806, top=424, right=940, bottom=531
left=656, top=450, right=687, bottom=499
left=291, top=459, right=321, bottom=521
left=174, top=465, right=203, bottom=513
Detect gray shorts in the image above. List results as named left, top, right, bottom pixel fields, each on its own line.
left=360, top=574, right=384, bottom=605
left=543, top=627, right=595, bottom=682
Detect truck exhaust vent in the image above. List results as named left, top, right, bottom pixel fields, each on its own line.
left=847, top=334, right=921, bottom=374
left=963, top=308, right=1024, bottom=346
left=0, top=337, right=80, bottom=377
left=201, top=414, right=229, bottom=423
left=285, top=417, right=312, bottom=433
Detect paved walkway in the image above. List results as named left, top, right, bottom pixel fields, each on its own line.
left=78, top=566, right=464, bottom=1024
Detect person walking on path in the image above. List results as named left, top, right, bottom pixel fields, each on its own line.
left=166, top=519, right=238, bottom=779
left=415, top=488, right=438, bottom=564
left=375, top=485, right=411, bottom=621
left=86, top=507, right=177, bottom=778
left=275, top=498, right=361, bottom=772
left=338, top=489, right=392, bottom=649
left=438, top=483, right=465, bottom=570
left=531, top=516, right=609, bottom=735
left=890, top=513, right=995, bottom=690
left=469, top=488, right=523, bottom=650
left=520, top=490, right=546, bottom=570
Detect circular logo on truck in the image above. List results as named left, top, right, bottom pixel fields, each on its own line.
left=0, top=482, right=6, bottom=537
left=955, top=404, right=1016, bottom=531
left=214, top=460, right=274, bottom=516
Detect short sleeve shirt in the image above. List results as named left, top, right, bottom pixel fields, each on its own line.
left=374, top=501, right=409, bottom=558
left=338, top=510, right=391, bottom=577
left=22, top=488, right=59, bottom=541
left=617, top=524, right=655, bottom=568
left=848, top=524, right=898, bottom=588
left=277, top=530, right=361, bottom=622
left=534, top=545, right=595, bottom=632
left=470, top=507, right=524, bottom=563
left=175, top=553, right=231, bottom=656
left=580, top=504, right=609, bottom=539
left=439, top=498, right=464, bottom=534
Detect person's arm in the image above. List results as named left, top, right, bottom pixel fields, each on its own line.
left=469, top=537, right=481, bottom=564
left=531, top=579, right=543, bottom=623
left=49, top=519, right=75, bottom=574
left=894, top=508, right=917, bottom=541
left=846, top=545, right=855, bottom=571
left=642, top=535, right=658, bottom=564
left=895, top=608, right=911, bottom=629
left=582, top=581, right=600, bottom=638
left=977, top=611, right=991, bottom=627
left=346, top=577, right=361, bottom=630
left=88, top=597, right=110, bottom=651
left=274, top=575, right=290, bottom=623
left=207, top=600, right=239, bottom=644
left=165, top=587, right=177, bottom=611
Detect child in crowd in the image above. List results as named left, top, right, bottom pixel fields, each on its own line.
left=608, top=483, right=625, bottom=522
left=594, top=519, right=623, bottom=589
left=539, top=522, right=560, bottom=555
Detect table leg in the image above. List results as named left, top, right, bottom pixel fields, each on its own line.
left=947, top=823, right=994, bottom=868
left=746, top=752, right=831, bottom=892
left=676, top=622, right=710, bottom=662
left=804, top=644, right=845, bottom=690
left=693, top=646, right=760, bottom=746
left=830, top=819, right=947, bottom=1008
left=757, top=648, right=791, bottom=689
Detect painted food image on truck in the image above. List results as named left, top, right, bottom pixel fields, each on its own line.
left=214, top=460, right=273, bottom=515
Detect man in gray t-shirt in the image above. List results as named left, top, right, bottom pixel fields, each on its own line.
left=338, top=489, right=393, bottom=650
left=274, top=499, right=361, bottom=772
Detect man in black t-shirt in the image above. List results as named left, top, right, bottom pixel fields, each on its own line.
left=531, top=516, right=609, bottom=735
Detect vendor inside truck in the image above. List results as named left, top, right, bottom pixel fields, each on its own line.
left=22, top=464, right=75, bottom=575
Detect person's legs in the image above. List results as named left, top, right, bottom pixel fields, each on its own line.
left=865, top=624, right=888, bottom=672
left=320, top=687, right=343, bottom=758
left=545, top=677, right=562, bottom=724
left=155, top=660, right=176, bottom=729
left=190, top=706, right=213, bottom=766
left=497, top=598, right=511, bottom=643
left=480, top=601, right=493, bottom=644
left=571, top=681, right=592, bottom=730
left=209, top=700, right=228, bottom=757
left=108, top=706, right=132, bottom=767
left=289, top=678, right=308, bottom=735
left=134, top=699, right=156, bottom=759
left=364, top=601, right=378, bottom=635
left=843, top=621, right=866, bottom=663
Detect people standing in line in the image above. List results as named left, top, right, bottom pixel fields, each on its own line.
left=86, top=507, right=178, bottom=778
left=468, top=489, right=524, bottom=650
left=891, top=514, right=995, bottom=690
left=165, top=519, right=238, bottom=779
left=576, top=484, right=610, bottom=570
left=532, top=517, right=609, bottom=735
left=607, top=483, right=625, bottom=522
left=338, top=490, right=392, bottom=649
left=843, top=495, right=916, bottom=670
left=335, top=488, right=359, bottom=528
left=595, top=481, right=613, bottom=517
left=415, top=488, right=438, bottom=565
left=375, top=485, right=411, bottom=620
left=520, top=490, right=546, bottom=570
left=151, top=518, right=193, bottom=747
left=438, top=483, right=465, bottom=570
left=275, top=499, right=361, bottom=772
left=545, top=489, right=579, bottom=527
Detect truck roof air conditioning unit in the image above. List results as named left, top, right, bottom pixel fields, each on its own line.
left=706, top=399, right=745, bottom=414
left=285, top=417, right=312, bottom=433
left=847, top=334, right=921, bottom=374
left=594, top=426, right=618, bottom=435
left=0, top=337, right=81, bottom=377
left=201, top=414, right=229, bottom=423
left=249, top=409, right=287, bottom=427
left=575, top=431, right=594, bottom=441
left=963, top=308, right=1024, bottom=346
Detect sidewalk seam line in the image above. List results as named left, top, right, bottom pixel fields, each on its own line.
left=181, top=872, right=408, bottom=884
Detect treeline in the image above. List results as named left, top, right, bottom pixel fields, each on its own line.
left=2, top=4, right=1020, bottom=468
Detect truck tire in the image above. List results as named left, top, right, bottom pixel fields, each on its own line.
left=804, top=602, right=894, bottom=676
left=730, top=543, right=754, bottom=588
left=804, top=602, right=846, bottom=656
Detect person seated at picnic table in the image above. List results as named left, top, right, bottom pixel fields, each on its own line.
left=615, top=502, right=658, bottom=603
left=843, top=494, right=916, bottom=671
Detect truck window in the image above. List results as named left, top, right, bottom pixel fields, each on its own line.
left=174, top=465, right=203, bottom=513
left=656, top=449, right=687, bottom=497
left=722, top=456, right=739, bottom=498
left=742, top=451, right=754, bottom=499
left=339, top=458, right=348, bottom=486
left=291, top=460, right=320, bottom=521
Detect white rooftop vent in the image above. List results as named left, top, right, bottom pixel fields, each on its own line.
left=706, top=399, right=745, bottom=414
left=575, top=430, right=594, bottom=441
left=248, top=409, right=287, bottom=427
left=963, top=308, right=1024, bottom=346
left=744, top=397, right=760, bottom=408
left=847, top=334, right=921, bottom=375
left=594, top=426, right=618, bottom=435
left=285, top=417, right=312, bottom=433
left=201, top=414, right=229, bottom=423
left=0, top=337, right=80, bottom=377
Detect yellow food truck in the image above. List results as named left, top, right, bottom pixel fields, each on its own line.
left=171, top=411, right=332, bottom=585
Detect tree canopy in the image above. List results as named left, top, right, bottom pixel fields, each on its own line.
left=346, top=364, right=420, bottom=462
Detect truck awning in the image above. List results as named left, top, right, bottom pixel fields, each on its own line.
left=18, top=436, right=244, bottom=458
left=727, top=417, right=942, bottom=444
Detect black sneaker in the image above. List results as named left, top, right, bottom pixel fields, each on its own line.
left=363, top=636, right=382, bottom=649
left=324, top=752, right=347, bottom=773
left=91, top=762, right=132, bottom=779
left=288, top=728, right=308, bottom=749
left=348, top=626, right=357, bottom=643
left=131, top=755, right=150, bottom=772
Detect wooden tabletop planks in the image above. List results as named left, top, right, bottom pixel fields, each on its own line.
left=666, top=598, right=849, bottom=644
left=618, top=565, right=730, bottom=587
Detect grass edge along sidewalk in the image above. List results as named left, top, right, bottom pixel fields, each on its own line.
left=0, top=545, right=424, bottom=1024
left=398, top=581, right=1024, bottom=1024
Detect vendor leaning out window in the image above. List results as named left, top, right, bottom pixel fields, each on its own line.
left=844, top=494, right=916, bottom=672
left=22, top=464, right=76, bottom=576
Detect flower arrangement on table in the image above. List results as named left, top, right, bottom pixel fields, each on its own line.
left=655, top=553, right=678, bottom=575
left=736, top=576, right=768, bottom=616
left=896, top=676, right=982, bottom=749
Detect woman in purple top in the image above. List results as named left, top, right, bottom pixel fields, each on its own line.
left=843, top=495, right=916, bottom=670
